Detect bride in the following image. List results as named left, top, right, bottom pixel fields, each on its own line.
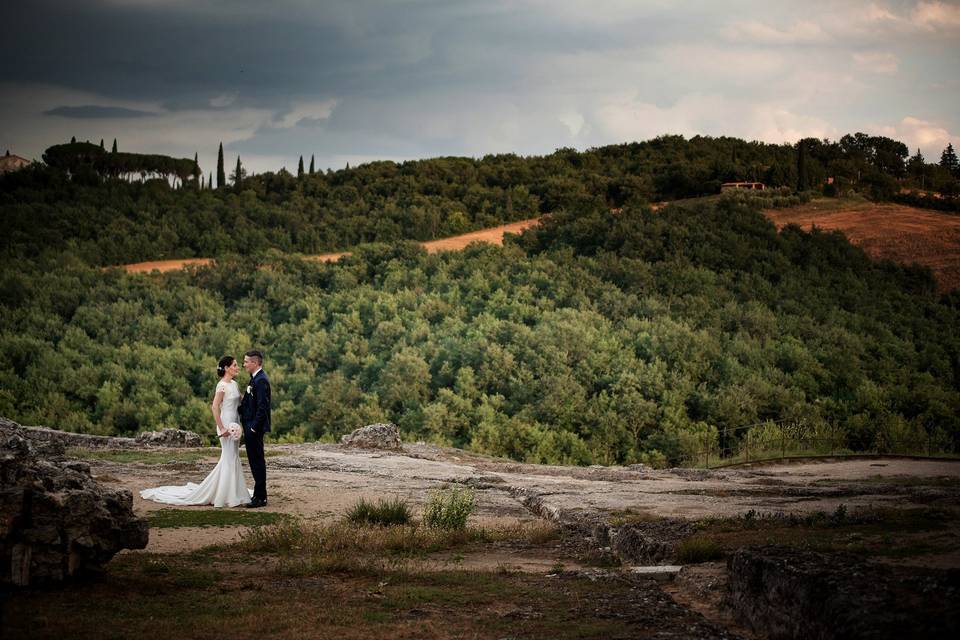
left=141, top=356, right=252, bottom=508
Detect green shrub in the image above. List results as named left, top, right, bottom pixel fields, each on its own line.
left=346, top=497, right=413, bottom=526
left=675, top=535, right=724, bottom=563
left=422, top=486, right=475, bottom=530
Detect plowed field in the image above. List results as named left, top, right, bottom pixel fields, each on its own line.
left=765, top=199, right=960, bottom=293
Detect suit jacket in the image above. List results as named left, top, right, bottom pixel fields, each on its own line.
left=240, top=370, right=272, bottom=434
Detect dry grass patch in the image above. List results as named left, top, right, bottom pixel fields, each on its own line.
left=237, top=517, right=560, bottom=563
left=764, top=197, right=960, bottom=292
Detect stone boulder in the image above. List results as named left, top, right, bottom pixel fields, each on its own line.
left=609, top=519, right=697, bottom=564
left=135, top=428, right=203, bottom=447
left=726, top=545, right=960, bottom=639
left=340, top=423, right=402, bottom=450
left=0, top=419, right=149, bottom=586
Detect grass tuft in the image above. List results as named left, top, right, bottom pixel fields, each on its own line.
left=346, top=497, right=413, bottom=526
left=675, top=535, right=724, bottom=563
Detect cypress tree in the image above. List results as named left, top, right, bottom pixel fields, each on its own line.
left=112, top=138, right=117, bottom=153
left=100, top=139, right=105, bottom=150
left=209, top=171, right=213, bottom=190
left=71, top=136, right=76, bottom=143
left=217, top=143, right=225, bottom=189
left=234, top=155, right=243, bottom=192
left=309, top=155, right=315, bottom=175
left=298, top=155, right=304, bottom=178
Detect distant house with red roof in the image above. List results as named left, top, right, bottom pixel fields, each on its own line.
left=0, top=150, right=31, bottom=174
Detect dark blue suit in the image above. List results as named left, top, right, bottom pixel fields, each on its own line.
left=240, top=369, right=271, bottom=501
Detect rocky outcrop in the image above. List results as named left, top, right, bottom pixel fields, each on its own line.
left=10, top=423, right=203, bottom=450
left=726, top=545, right=960, bottom=639
left=12, top=424, right=137, bottom=450
left=135, top=429, right=202, bottom=447
left=340, top=423, right=402, bottom=450
left=0, top=419, right=149, bottom=586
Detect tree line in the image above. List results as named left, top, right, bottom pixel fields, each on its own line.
left=4, top=132, right=958, bottom=267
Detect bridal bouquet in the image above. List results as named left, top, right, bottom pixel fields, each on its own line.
left=226, top=422, right=243, bottom=440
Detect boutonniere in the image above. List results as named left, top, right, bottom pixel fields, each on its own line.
left=246, top=385, right=252, bottom=394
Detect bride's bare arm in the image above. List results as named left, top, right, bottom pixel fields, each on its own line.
left=211, top=389, right=226, bottom=436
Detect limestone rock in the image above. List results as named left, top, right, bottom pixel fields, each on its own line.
left=726, top=545, right=960, bottom=639
left=0, top=418, right=149, bottom=586
left=11, top=424, right=202, bottom=450
left=340, top=423, right=402, bottom=450
left=608, top=518, right=697, bottom=564
left=8, top=422, right=135, bottom=451
left=135, top=428, right=202, bottom=447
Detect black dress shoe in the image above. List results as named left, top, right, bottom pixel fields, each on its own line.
left=245, top=499, right=266, bottom=508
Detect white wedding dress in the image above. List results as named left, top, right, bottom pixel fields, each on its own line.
left=140, top=379, right=252, bottom=508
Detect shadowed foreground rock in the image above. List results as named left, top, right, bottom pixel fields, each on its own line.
left=340, top=422, right=402, bottom=450
left=0, top=418, right=149, bottom=586
left=727, top=545, right=960, bottom=639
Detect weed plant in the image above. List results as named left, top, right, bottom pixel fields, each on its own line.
left=423, top=486, right=475, bottom=531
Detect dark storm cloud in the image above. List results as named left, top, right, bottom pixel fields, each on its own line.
left=0, top=0, right=671, bottom=108
left=43, top=105, right=156, bottom=118
left=1, top=1, right=958, bottom=175
left=0, top=0, right=343, bottom=104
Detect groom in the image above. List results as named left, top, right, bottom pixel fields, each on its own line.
left=240, top=349, right=271, bottom=508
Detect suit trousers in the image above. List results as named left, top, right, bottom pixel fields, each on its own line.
left=245, top=430, right=267, bottom=501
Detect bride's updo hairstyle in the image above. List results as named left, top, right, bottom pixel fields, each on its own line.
left=217, top=356, right=235, bottom=378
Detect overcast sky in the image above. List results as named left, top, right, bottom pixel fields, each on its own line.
left=2, top=0, right=959, bottom=176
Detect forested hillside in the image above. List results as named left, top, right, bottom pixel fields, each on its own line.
left=2, top=192, right=957, bottom=465
left=4, top=133, right=956, bottom=266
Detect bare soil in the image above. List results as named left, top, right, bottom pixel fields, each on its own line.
left=765, top=198, right=960, bottom=292
left=119, top=218, right=542, bottom=274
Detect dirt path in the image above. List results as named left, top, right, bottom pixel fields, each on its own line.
left=765, top=199, right=960, bottom=292
left=120, top=217, right=542, bottom=274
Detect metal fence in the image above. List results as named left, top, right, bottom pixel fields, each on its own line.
left=688, top=418, right=956, bottom=468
